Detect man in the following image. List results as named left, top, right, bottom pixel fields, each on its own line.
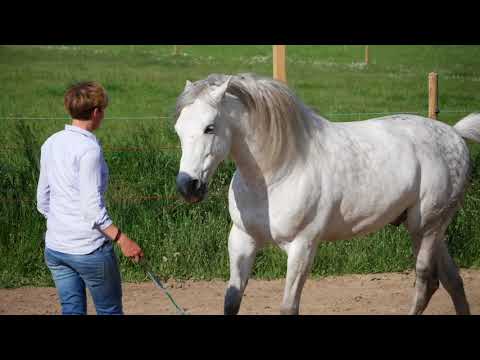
left=37, top=81, right=144, bottom=315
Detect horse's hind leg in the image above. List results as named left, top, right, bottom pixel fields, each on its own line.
left=224, top=225, right=258, bottom=315
left=280, top=238, right=317, bottom=315
left=436, top=240, right=470, bottom=315
left=408, top=232, right=440, bottom=315
left=407, top=203, right=470, bottom=315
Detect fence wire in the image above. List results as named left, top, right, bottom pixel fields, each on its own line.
left=1, top=109, right=477, bottom=153
left=0, top=109, right=477, bottom=121
left=0, top=110, right=473, bottom=124
left=2, top=109, right=478, bottom=204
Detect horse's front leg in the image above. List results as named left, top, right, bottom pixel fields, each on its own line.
left=224, top=225, right=259, bottom=315
left=280, top=238, right=318, bottom=315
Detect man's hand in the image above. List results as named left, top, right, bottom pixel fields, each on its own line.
left=117, top=234, right=144, bottom=263
left=102, top=224, right=144, bottom=263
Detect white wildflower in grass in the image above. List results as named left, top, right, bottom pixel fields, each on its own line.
left=348, top=62, right=368, bottom=70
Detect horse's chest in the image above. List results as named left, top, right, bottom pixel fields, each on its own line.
left=228, top=176, right=318, bottom=243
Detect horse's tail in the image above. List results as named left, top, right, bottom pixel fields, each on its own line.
left=454, top=113, right=480, bottom=143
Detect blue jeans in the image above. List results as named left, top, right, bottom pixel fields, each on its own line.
left=44, top=241, right=123, bottom=315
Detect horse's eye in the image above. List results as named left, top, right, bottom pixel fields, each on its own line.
left=204, top=124, right=215, bottom=134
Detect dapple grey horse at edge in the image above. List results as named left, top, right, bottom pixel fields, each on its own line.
left=174, top=73, right=480, bottom=315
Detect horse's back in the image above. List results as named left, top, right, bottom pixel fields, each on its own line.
left=340, top=114, right=469, bottom=175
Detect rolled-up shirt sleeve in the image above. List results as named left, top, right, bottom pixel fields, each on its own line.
left=78, top=148, right=113, bottom=231
left=36, top=145, right=50, bottom=219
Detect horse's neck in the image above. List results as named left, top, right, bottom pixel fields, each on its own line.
left=224, top=114, right=268, bottom=188
left=224, top=96, right=330, bottom=187
left=228, top=116, right=322, bottom=188
left=230, top=135, right=268, bottom=187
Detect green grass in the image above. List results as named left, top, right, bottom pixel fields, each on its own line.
left=1, top=45, right=480, bottom=288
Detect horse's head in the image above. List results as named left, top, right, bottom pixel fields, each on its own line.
left=174, top=77, right=233, bottom=203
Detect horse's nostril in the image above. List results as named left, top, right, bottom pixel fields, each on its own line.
left=190, top=179, right=199, bottom=192
left=176, top=172, right=206, bottom=203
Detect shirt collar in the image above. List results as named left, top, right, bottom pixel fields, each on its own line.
left=65, top=124, right=98, bottom=142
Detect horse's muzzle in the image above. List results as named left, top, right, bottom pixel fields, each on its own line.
left=176, top=172, right=207, bottom=203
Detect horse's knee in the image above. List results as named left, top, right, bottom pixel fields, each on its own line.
left=415, top=254, right=435, bottom=280
left=224, top=286, right=242, bottom=315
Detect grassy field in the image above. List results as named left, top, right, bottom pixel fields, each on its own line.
left=1, top=45, right=480, bottom=288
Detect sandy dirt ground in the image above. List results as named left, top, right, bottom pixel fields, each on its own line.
left=1, top=269, right=479, bottom=315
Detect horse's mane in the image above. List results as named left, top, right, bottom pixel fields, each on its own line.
left=176, top=73, right=323, bottom=174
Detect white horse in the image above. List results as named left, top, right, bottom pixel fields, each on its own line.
left=174, top=73, right=480, bottom=315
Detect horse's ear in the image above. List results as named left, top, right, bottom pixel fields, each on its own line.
left=209, top=76, right=232, bottom=105
left=184, top=80, right=193, bottom=91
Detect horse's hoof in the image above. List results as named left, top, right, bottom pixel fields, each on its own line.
left=224, top=286, right=242, bottom=315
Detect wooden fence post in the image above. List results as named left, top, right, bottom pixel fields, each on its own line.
left=428, top=72, right=439, bottom=120
left=273, top=45, right=287, bottom=83
left=365, top=46, right=369, bottom=65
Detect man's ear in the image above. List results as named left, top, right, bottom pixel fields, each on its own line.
left=92, top=107, right=102, bottom=120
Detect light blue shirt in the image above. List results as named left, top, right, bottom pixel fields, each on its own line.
left=37, top=125, right=113, bottom=255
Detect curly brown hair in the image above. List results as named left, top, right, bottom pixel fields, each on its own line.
left=64, top=81, right=109, bottom=120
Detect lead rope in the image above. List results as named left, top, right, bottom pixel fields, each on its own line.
left=138, top=259, right=188, bottom=315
